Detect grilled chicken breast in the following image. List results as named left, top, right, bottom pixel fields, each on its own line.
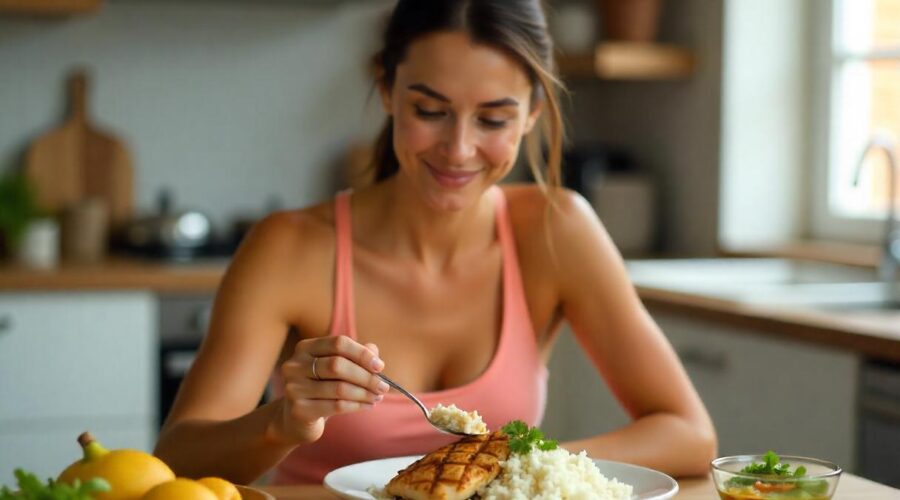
left=385, top=431, right=510, bottom=500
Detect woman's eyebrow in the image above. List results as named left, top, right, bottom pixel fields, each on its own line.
left=407, top=83, right=519, bottom=108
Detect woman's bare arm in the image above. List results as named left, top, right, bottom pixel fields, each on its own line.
left=153, top=211, right=387, bottom=484
left=542, top=190, right=717, bottom=477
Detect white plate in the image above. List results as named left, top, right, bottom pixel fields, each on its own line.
left=323, top=455, right=679, bottom=499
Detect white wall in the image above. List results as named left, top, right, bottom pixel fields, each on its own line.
left=0, top=0, right=390, bottom=228
left=718, top=0, right=812, bottom=249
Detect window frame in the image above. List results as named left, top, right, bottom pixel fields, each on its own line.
left=809, top=0, right=899, bottom=243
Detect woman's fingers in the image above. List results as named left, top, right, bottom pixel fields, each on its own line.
left=287, top=380, right=383, bottom=404
left=288, top=397, right=374, bottom=421
left=305, top=335, right=385, bottom=373
left=364, top=342, right=380, bottom=358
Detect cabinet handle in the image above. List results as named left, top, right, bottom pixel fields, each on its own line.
left=0, top=315, right=11, bottom=335
left=676, top=346, right=728, bottom=372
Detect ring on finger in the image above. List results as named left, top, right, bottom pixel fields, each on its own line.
left=311, top=356, right=322, bottom=381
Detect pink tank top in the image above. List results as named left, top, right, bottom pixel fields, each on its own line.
left=271, top=186, right=548, bottom=484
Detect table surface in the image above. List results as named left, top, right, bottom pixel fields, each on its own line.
left=260, top=472, right=899, bottom=499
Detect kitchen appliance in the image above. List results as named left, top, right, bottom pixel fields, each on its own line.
left=24, top=68, right=133, bottom=227
left=561, top=144, right=658, bottom=256
left=158, top=294, right=269, bottom=427
left=158, top=294, right=211, bottom=426
left=116, top=190, right=213, bottom=261
left=857, top=359, right=900, bottom=488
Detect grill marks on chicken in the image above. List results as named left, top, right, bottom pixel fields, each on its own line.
left=385, top=431, right=510, bottom=500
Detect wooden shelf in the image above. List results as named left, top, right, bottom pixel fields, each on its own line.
left=557, top=42, right=695, bottom=81
left=0, top=0, right=102, bottom=16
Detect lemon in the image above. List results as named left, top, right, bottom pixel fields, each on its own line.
left=58, top=432, right=175, bottom=500
left=197, top=477, right=242, bottom=500
left=141, top=478, right=218, bottom=500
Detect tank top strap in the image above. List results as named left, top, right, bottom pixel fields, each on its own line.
left=491, top=186, right=522, bottom=302
left=331, top=190, right=357, bottom=338
left=491, top=186, right=532, bottom=330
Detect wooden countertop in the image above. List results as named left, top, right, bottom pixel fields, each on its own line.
left=259, top=473, right=898, bottom=499
left=637, top=285, right=900, bottom=363
left=1, top=252, right=898, bottom=362
left=0, top=257, right=227, bottom=292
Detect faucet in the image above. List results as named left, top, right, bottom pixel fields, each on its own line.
left=854, top=130, right=900, bottom=283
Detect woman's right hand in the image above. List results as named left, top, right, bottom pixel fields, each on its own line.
left=269, top=336, right=389, bottom=445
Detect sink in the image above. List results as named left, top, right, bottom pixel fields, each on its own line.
left=626, top=258, right=898, bottom=311
left=627, top=258, right=878, bottom=289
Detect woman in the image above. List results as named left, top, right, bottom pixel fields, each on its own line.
left=154, top=0, right=717, bottom=485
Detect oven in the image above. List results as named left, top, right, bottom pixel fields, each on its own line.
left=158, top=294, right=213, bottom=427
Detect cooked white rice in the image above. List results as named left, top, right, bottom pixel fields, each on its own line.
left=429, top=403, right=488, bottom=435
left=478, top=448, right=633, bottom=500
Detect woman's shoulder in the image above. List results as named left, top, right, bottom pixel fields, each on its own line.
left=500, top=183, right=598, bottom=240
left=232, top=197, right=339, bottom=270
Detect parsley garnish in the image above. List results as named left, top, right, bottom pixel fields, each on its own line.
left=501, top=420, right=558, bottom=454
left=740, top=451, right=807, bottom=477
left=726, top=451, right=830, bottom=495
left=0, top=468, right=110, bottom=500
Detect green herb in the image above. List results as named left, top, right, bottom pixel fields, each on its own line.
left=0, top=468, right=109, bottom=500
left=726, top=452, right=829, bottom=496
left=501, top=420, right=558, bottom=454
left=740, top=451, right=807, bottom=477
left=0, top=173, right=44, bottom=252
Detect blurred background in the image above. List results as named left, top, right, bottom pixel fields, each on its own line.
left=1, top=0, right=899, bottom=490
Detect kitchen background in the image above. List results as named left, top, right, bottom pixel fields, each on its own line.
left=2, top=0, right=900, bottom=492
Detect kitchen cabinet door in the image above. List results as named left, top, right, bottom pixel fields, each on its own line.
left=0, top=292, right=158, bottom=481
left=650, top=308, right=859, bottom=471
left=543, top=324, right=631, bottom=441
left=0, top=419, right=153, bottom=486
left=0, top=292, right=157, bottom=421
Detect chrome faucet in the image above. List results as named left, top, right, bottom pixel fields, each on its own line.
left=854, top=130, right=900, bottom=282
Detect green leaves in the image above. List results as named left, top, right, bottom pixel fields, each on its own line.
left=501, top=420, right=558, bottom=455
left=0, top=173, right=43, bottom=250
left=0, top=468, right=110, bottom=500
left=740, top=451, right=806, bottom=477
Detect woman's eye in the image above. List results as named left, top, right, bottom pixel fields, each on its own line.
left=479, top=117, right=508, bottom=129
left=414, top=105, right=446, bottom=120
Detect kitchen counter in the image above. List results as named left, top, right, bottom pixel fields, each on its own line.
left=0, top=257, right=227, bottom=292
left=636, top=286, right=900, bottom=362
left=259, top=472, right=899, bottom=499
left=2, top=255, right=899, bottom=362
left=629, top=258, right=900, bottom=363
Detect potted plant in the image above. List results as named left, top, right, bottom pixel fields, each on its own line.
left=0, top=172, right=57, bottom=267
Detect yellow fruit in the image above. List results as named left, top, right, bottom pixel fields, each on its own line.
left=197, top=477, right=242, bottom=500
left=58, top=432, right=175, bottom=500
left=141, top=478, right=218, bottom=500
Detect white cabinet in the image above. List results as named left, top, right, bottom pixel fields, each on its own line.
left=651, top=308, right=859, bottom=471
left=543, top=325, right=631, bottom=442
left=543, top=310, right=859, bottom=473
left=0, top=292, right=158, bottom=484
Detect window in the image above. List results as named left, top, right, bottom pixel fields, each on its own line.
left=811, top=0, right=900, bottom=241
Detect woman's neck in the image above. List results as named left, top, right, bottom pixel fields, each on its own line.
left=358, top=177, right=496, bottom=273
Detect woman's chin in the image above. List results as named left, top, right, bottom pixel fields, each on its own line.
left=422, top=188, right=476, bottom=213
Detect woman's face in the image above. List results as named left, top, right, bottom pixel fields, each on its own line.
left=382, top=31, right=541, bottom=212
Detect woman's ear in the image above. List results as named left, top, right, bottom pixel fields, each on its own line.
left=378, top=78, right=393, bottom=116
left=524, top=99, right=543, bottom=134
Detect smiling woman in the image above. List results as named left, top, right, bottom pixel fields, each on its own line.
left=151, top=0, right=717, bottom=489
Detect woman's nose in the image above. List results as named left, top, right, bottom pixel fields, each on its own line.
left=441, top=119, right=476, bottom=165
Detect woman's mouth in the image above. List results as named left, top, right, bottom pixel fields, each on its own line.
left=425, top=162, right=481, bottom=188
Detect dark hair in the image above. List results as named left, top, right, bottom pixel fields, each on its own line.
left=370, top=0, right=565, bottom=194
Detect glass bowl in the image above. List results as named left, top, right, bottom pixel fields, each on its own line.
left=711, top=455, right=842, bottom=500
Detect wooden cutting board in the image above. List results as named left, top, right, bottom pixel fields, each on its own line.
left=25, top=69, right=133, bottom=227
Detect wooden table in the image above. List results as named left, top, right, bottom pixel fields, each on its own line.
left=260, top=472, right=899, bottom=499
